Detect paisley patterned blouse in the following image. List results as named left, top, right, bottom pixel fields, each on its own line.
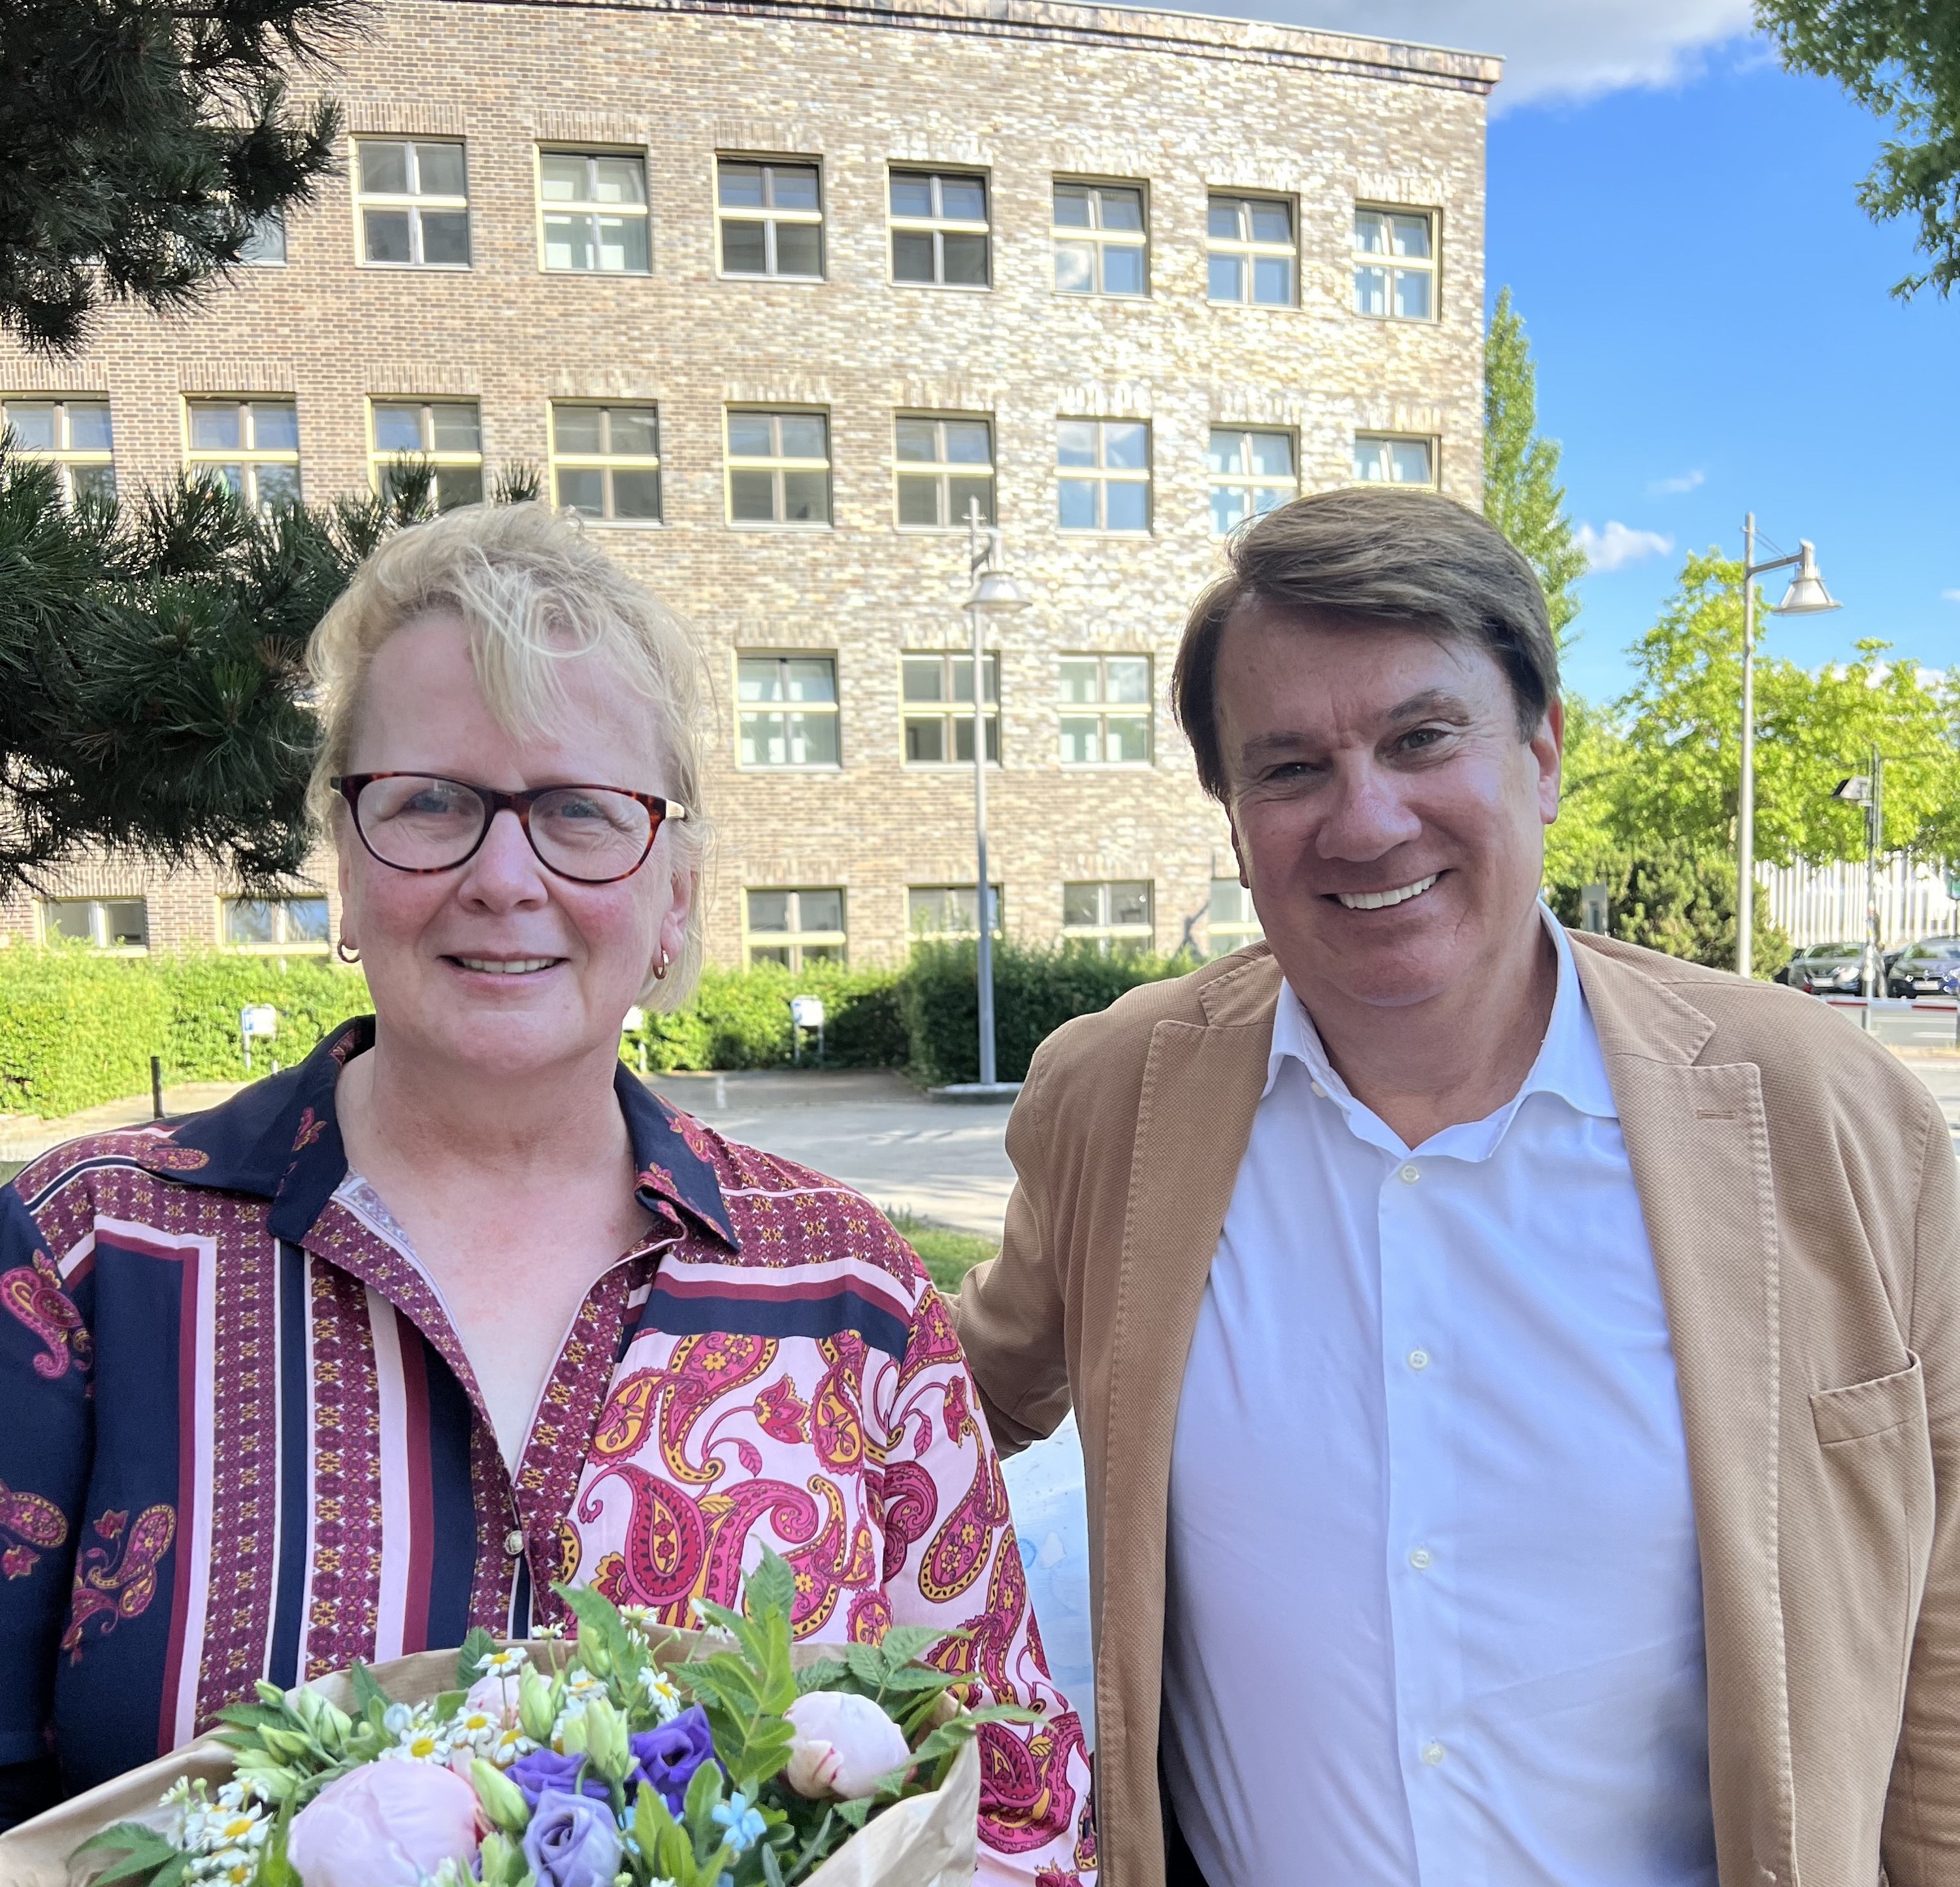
left=0, top=1017, right=1096, bottom=1880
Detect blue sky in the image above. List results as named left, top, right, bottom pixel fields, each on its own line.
left=1156, top=0, right=1959, bottom=705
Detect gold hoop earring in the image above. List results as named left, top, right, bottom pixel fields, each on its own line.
left=652, top=949, right=670, bottom=981
left=336, top=939, right=361, bottom=964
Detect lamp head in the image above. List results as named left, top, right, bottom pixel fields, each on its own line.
left=965, top=567, right=1032, bottom=614
left=1832, top=775, right=1872, bottom=805
left=1774, top=540, right=1840, bottom=614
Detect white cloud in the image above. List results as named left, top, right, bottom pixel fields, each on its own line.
left=1942, top=589, right=1960, bottom=603
left=1577, top=521, right=1674, bottom=572
left=1158, top=0, right=1757, bottom=109
left=1648, top=468, right=1706, bottom=495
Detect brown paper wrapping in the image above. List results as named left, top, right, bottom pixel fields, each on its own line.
left=0, top=1635, right=979, bottom=1887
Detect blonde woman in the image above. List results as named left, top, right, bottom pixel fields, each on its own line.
left=0, top=505, right=1096, bottom=1881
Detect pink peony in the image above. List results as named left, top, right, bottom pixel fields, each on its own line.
left=781, top=1691, right=913, bottom=1801
left=287, top=1760, right=481, bottom=1887
left=465, top=1666, right=523, bottom=1725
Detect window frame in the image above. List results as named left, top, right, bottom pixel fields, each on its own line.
left=1051, top=177, right=1150, bottom=299
left=1056, top=652, right=1154, bottom=767
left=724, top=406, right=832, bottom=528
left=548, top=401, right=662, bottom=524
left=2, top=395, right=116, bottom=503
left=900, top=651, right=1001, bottom=767
left=1207, top=425, right=1298, bottom=536
left=534, top=144, right=652, bottom=276
left=239, top=211, right=287, bottom=266
left=1205, top=878, right=1264, bottom=957
left=743, top=886, right=847, bottom=970
left=182, top=397, right=302, bottom=511
left=714, top=156, right=826, bottom=282
left=221, top=894, right=332, bottom=953
left=907, top=883, right=1004, bottom=942
left=39, top=896, right=149, bottom=951
left=735, top=651, right=842, bottom=770
left=1351, top=431, right=1440, bottom=491
left=367, top=397, right=485, bottom=511
left=1205, top=191, right=1298, bottom=307
left=352, top=137, right=472, bottom=270
left=1352, top=204, right=1439, bottom=323
left=892, top=412, right=996, bottom=531
left=1060, top=879, right=1154, bottom=955
left=887, top=167, right=992, bottom=289
left=1055, top=417, right=1152, bottom=535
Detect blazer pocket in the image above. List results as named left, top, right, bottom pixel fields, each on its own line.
left=1810, top=1355, right=1926, bottom=1447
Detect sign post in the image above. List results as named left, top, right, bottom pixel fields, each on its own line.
left=240, top=1005, right=278, bottom=1074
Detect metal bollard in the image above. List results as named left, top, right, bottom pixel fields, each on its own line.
left=150, top=1056, right=164, bottom=1121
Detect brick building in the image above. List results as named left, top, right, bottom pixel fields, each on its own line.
left=0, top=0, right=1499, bottom=969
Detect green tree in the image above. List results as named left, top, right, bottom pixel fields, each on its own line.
left=1543, top=691, right=1625, bottom=892
left=1757, top=0, right=1960, bottom=297
left=1546, top=851, right=1791, bottom=973
left=0, top=450, right=538, bottom=893
left=1484, top=287, right=1588, bottom=646
left=0, top=0, right=358, bottom=355
left=1609, top=550, right=1960, bottom=864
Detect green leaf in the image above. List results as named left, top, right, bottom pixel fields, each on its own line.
left=745, top=1547, right=796, bottom=1624
left=877, top=1626, right=946, bottom=1666
left=73, top=1823, right=188, bottom=1884
left=556, top=1581, right=632, bottom=1675
left=842, top=1643, right=887, bottom=1692
left=347, top=1659, right=387, bottom=1716
left=794, top=1658, right=849, bottom=1694
left=832, top=1798, right=874, bottom=1830
left=457, top=1626, right=499, bottom=1685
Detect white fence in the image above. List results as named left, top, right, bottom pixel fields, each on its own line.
left=1757, top=856, right=1960, bottom=949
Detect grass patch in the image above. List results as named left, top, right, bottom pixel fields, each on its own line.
left=886, top=1207, right=998, bottom=1296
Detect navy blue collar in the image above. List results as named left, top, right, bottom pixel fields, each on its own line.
left=144, top=1017, right=738, bottom=1251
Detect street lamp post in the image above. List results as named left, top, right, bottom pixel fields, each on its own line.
left=962, top=502, right=1030, bottom=1090
left=1832, top=753, right=1886, bottom=1010
left=1736, top=515, right=1840, bottom=978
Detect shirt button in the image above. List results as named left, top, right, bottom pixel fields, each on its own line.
left=1409, top=1547, right=1433, bottom=1570
left=504, top=1529, right=526, bottom=1558
left=1400, top=1164, right=1420, bottom=1184
left=1407, top=1348, right=1431, bottom=1371
left=1311, top=1081, right=1328, bottom=1098
left=1422, top=1741, right=1446, bottom=1766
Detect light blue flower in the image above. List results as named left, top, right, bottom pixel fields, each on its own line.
left=710, top=1792, right=765, bottom=1854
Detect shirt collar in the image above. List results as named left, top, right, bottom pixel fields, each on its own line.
left=1267, top=904, right=1620, bottom=1136
left=141, top=1015, right=739, bottom=1251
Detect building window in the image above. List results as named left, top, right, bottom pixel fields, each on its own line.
left=895, top=415, right=994, bottom=529
left=737, top=655, right=840, bottom=766
left=1053, top=180, right=1146, bottom=296
left=902, top=653, right=999, bottom=764
left=1207, top=879, right=1263, bottom=957
left=185, top=399, right=301, bottom=510
left=538, top=149, right=649, bottom=273
left=551, top=404, right=660, bottom=521
left=908, top=884, right=1002, bottom=938
left=1057, top=419, right=1150, bottom=533
left=716, top=159, right=823, bottom=278
left=1058, top=655, right=1152, bottom=764
left=239, top=212, right=286, bottom=265
left=369, top=399, right=483, bottom=509
left=726, top=410, right=830, bottom=525
left=41, top=897, right=148, bottom=949
left=745, top=888, right=846, bottom=968
left=1062, top=881, right=1152, bottom=953
left=355, top=139, right=470, bottom=267
left=1352, top=433, right=1437, bottom=488
left=224, top=896, right=330, bottom=948
left=1207, top=193, right=1295, bottom=305
left=889, top=169, right=989, bottom=287
left=1208, top=427, right=1296, bottom=535
left=1354, top=207, right=1435, bottom=320
left=3, top=398, right=116, bottom=503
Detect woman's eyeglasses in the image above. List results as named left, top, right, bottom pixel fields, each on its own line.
left=331, top=774, right=687, bottom=885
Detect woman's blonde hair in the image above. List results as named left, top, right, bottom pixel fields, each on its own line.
left=307, top=503, right=712, bottom=1008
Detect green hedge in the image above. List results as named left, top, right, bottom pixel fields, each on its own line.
left=0, top=946, right=368, bottom=1118
left=1, top=938, right=1194, bottom=1121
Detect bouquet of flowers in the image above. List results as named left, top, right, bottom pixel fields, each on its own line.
left=35, top=1552, right=1025, bottom=1887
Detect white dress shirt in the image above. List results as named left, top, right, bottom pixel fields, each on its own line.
left=1161, top=913, right=1718, bottom=1886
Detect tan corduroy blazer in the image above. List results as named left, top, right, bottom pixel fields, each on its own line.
left=952, top=932, right=1960, bottom=1887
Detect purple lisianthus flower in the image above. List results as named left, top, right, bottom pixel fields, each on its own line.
left=628, top=1705, right=718, bottom=1814
left=521, top=1788, right=622, bottom=1887
left=508, top=1747, right=609, bottom=1811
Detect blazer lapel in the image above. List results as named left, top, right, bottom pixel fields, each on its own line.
left=1092, top=953, right=1279, bottom=1886
left=1574, top=941, right=1793, bottom=1886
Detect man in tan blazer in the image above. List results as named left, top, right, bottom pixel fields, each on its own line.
left=953, top=489, right=1958, bottom=1887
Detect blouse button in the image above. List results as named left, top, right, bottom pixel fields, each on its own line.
left=504, top=1528, right=526, bottom=1558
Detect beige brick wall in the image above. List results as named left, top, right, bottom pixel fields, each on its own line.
left=0, top=0, right=1496, bottom=969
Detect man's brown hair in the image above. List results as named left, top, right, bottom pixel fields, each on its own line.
left=1171, top=487, right=1559, bottom=800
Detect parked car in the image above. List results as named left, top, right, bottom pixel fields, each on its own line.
left=1887, top=936, right=1960, bottom=999
left=1778, top=941, right=1871, bottom=994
